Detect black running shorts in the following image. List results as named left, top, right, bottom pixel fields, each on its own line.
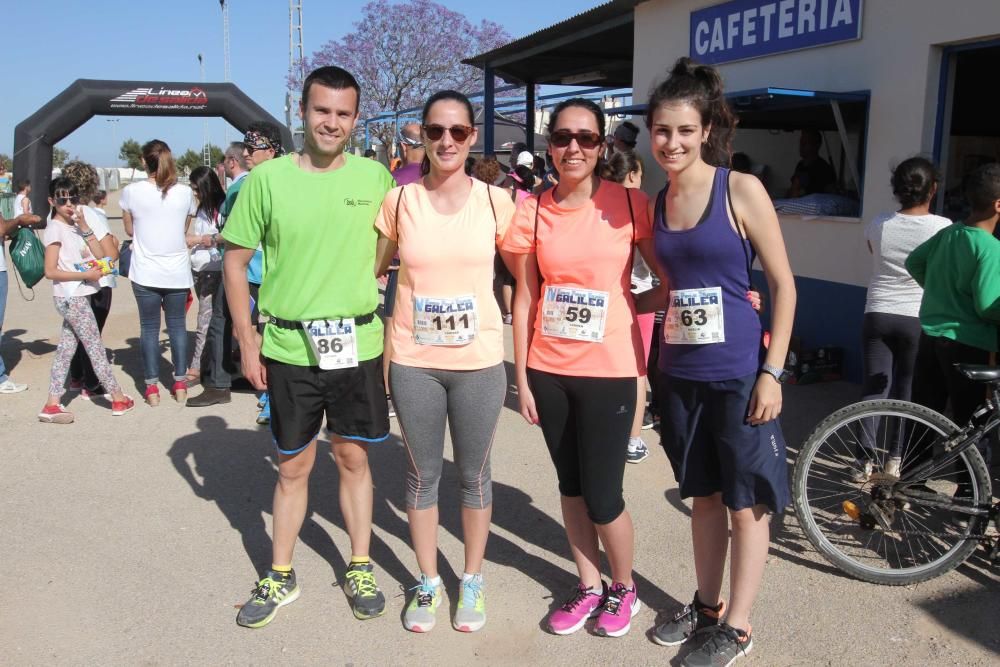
left=266, top=356, right=390, bottom=455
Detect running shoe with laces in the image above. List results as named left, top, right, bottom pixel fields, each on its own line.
left=595, top=582, right=640, bottom=637
left=682, top=622, right=752, bottom=667
left=627, top=437, right=649, bottom=464
left=850, top=458, right=873, bottom=484
left=402, top=574, right=442, bottom=632
left=343, top=561, right=386, bottom=620
left=547, top=582, right=607, bottom=635
left=453, top=574, right=486, bottom=632
left=653, top=592, right=724, bottom=646
left=236, top=569, right=300, bottom=628
left=0, top=379, right=28, bottom=394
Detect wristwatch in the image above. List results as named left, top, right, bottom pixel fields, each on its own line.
left=760, top=363, right=790, bottom=384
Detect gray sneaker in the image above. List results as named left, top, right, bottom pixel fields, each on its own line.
left=682, top=622, right=753, bottom=667
left=453, top=574, right=486, bottom=632
left=652, top=593, right=724, bottom=646
left=236, top=569, right=300, bottom=628
left=344, top=562, right=386, bottom=620
left=403, top=575, right=442, bottom=632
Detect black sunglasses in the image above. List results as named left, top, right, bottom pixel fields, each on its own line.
left=422, top=124, right=474, bottom=143
left=54, top=196, right=81, bottom=206
left=549, top=130, right=604, bottom=150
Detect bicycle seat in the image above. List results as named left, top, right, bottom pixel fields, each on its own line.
left=955, top=364, right=1000, bottom=382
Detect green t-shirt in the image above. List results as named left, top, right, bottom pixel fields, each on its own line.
left=222, top=154, right=395, bottom=366
left=906, top=223, right=1000, bottom=352
left=221, top=173, right=246, bottom=220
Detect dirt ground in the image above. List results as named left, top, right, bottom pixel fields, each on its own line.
left=1, top=196, right=998, bottom=665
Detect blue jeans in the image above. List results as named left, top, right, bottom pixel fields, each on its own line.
left=131, top=281, right=189, bottom=386
left=0, top=271, right=8, bottom=383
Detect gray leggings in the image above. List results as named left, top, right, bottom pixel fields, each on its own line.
left=390, top=362, right=506, bottom=510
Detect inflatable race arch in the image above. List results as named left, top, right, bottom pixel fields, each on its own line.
left=13, top=79, right=293, bottom=216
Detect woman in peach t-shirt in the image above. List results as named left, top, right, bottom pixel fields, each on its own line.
left=502, top=98, right=664, bottom=638
left=375, top=90, right=517, bottom=634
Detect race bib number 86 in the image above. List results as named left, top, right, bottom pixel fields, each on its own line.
left=304, top=318, right=358, bottom=369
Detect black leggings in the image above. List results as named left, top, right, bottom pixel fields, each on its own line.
left=527, top=368, right=636, bottom=524
left=69, top=286, right=112, bottom=392
left=861, top=311, right=922, bottom=402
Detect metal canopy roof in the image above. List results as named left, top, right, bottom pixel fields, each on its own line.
left=462, top=0, right=645, bottom=87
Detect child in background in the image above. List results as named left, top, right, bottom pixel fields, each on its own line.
left=38, top=177, right=134, bottom=424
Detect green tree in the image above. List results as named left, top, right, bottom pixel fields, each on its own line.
left=119, top=139, right=143, bottom=170
left=208, top=144, right=224, bottom=166
left=0, top=153, right=10, bottom=173
left=52, top=147, right=70, bottom=169
left=176, top=149, right=202, bottom=175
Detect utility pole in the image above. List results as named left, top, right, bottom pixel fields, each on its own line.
left=286, top=0, right=305, bottom=150
left=106, top=118, right=119, bottom=167
left=199, top=53, right=210, bottom=166
left=220, top=0, right=231, bottom=143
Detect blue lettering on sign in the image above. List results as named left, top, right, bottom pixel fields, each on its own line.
left=690, top=0, right=862, bottom=65
left=672, top=293, right=720, bottom=308
left=553, top=291, right=606, bottom=308
left=416, top=297, right=475, bottom=314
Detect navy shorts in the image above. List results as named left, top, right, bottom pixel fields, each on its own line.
left=657, top=372, right=790, bottom=513
left=266, top=356, right=390, bottom=455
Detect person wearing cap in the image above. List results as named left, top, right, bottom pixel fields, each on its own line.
left=392, top=122, right=425, bottom=187
left=608, top=121, right=639, bottom=157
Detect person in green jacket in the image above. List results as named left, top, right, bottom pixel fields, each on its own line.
left=905, top=162, right=1000, bottom=469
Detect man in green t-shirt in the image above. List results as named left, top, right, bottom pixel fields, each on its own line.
left=907, top=162, right=1000, bottom=428
left=223, top=66, right=395, bottom=629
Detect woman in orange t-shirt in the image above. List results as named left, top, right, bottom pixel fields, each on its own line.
left=502, top=98, right=664, bottom=638
left=375, top=90, right=517, bottom=634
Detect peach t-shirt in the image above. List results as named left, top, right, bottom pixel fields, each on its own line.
left=501, top=180, right=651, bottom=378
left=375, top=179, right=515, bottom=370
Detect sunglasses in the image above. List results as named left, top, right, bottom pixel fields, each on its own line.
left=549, top=130, right=604, bottom=150
left=54, top=196, right=81, bottom=206
left=422, top=124, right=474, bottom=143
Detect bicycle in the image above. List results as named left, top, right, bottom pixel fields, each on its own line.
left=792, top=364, right=999, bottom=585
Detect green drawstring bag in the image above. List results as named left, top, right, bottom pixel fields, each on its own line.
left=8, top=226, right=45, bottom=289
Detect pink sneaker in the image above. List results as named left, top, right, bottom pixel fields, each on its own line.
left=595, top=582, right=640, bottom=637
left=547, top=582, right=607, bottom=635
left=38, top=404, right=74, bottom=424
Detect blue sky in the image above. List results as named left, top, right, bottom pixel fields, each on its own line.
left=3, top=0, right=603, bottom=167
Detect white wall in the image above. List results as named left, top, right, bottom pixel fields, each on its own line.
left=632, top=0, right=1000, bottom=287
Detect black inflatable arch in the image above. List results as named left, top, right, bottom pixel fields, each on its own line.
left=13, top=79, right=293, bottom=216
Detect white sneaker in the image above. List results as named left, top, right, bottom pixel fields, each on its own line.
left=850, top=459, right=874, bottom=483
left=0, top=379, right=27, bottom=394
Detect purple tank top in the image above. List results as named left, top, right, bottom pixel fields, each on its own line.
left=654, top=167, right=761, bottom=381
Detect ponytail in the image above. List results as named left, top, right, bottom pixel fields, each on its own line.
left=645, top=57, right=737, bottom=168
left=141, top=139, right=178, bottom=197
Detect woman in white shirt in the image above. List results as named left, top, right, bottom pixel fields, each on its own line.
left=120, top=140, right=195, bottom=407
left=857, top=156, right=952, bottom=479
left=184, top=166, right=225, bottom=387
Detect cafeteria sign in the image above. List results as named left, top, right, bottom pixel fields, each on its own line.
left=690, top=0, right=863, bottom=65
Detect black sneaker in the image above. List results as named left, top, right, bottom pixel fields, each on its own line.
left=626, top=437, right=650, bottom=464
left=652, top=592, right=724, bottom=646
left=236, top=569, right=300, bottom=628
left=344, top=562, right=386, bottom=619
left=642, top=407, right=655, bottom=430
left=682, top=622, right=753, bottom=667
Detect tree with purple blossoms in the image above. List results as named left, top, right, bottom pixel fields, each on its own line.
left=289, top=0, right=513, bottom=152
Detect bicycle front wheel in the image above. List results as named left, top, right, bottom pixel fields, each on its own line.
left=793, top=399, right=991, bottom=585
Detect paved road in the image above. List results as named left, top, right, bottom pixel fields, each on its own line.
left=1, top=208, right=997, bottom=665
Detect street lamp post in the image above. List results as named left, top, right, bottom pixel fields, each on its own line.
left=106, top=118, right=120, bottom=166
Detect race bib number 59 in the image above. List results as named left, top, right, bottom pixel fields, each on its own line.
left=541, top=285, right=609, bottom=342
left=304, top=318, right=358, bottom=369
left=663, top=287, right=725, bottom=344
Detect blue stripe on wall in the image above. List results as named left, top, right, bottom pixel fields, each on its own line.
left=753, top=270, right=866, bottom=382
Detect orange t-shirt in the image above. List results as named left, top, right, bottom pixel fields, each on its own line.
left=375, top=179, right=515, bottom=370
left=501, top=180, right=651, bottom=378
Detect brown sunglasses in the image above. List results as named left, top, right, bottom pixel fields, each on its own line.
left=549, top=130, right=604, bottom=150
left=422, top=124, right=474, bottom=143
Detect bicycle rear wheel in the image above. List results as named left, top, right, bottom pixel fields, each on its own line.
left=793, top=399, right=991, bottom=585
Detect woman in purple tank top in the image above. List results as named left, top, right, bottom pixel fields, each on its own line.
left=645, top=58, right=797, bottom=664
